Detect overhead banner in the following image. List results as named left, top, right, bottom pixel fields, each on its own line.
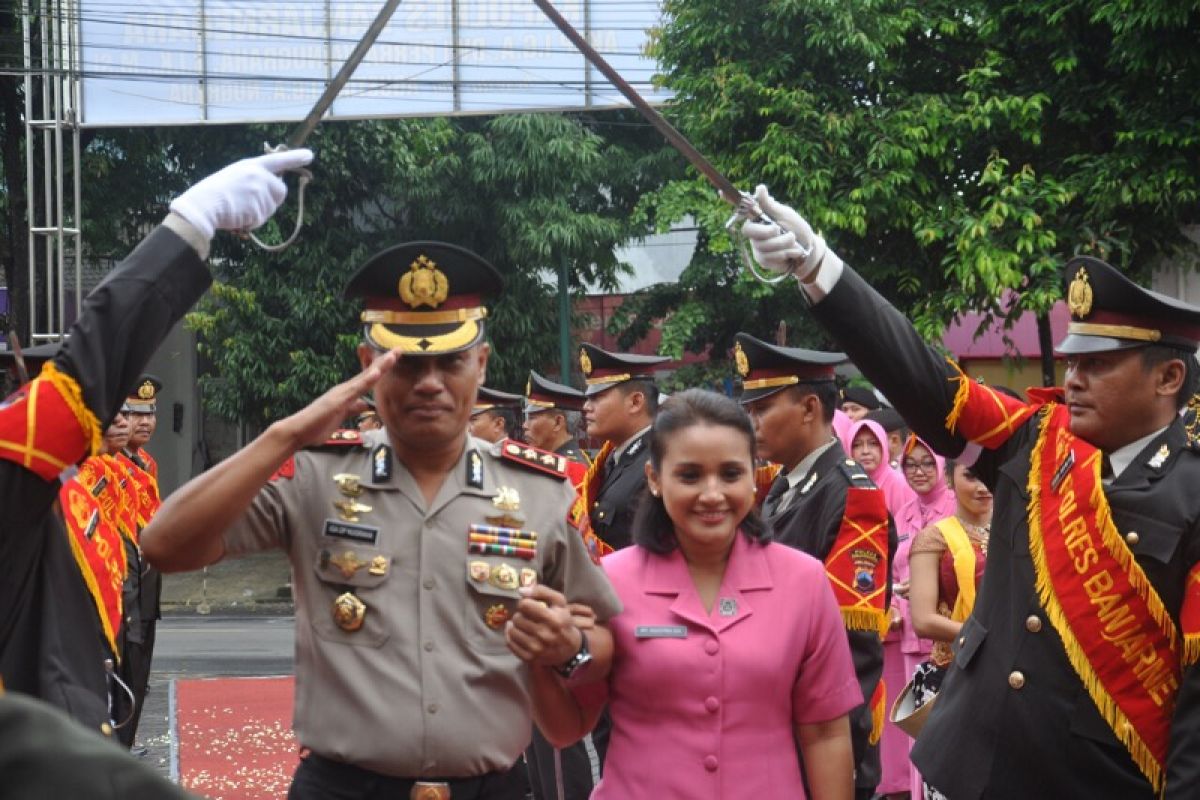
left=77, top=0, right=667, bottom=127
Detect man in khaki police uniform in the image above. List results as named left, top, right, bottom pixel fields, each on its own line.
left=142, top=241, right=621, bottom=800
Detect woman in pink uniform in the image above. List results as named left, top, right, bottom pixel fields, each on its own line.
left=511, top=389, right=860, bottom=799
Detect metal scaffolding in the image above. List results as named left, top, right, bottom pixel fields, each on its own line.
left=22, top=0, right=83, bottom=343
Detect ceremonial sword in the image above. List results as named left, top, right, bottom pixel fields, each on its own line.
left=249, top=0, right=406, bottom=251
left=530, top=0, right=806, bottom=283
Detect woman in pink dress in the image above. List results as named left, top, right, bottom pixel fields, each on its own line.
left=508, top=389, right=861, bottom=799
left=848, top=419, right=916, bottom=797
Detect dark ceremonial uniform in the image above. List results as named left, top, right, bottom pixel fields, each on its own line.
left=578, top=343, right=667, bottom=553
left=115, top=376, right=164, bottom=748
left=0, top=691, right=191, bottom=799
left=805, top=256, right=1200, bottom=798
left=735, top=334, right=894, bottom=798
left=0, top=220, right=210, bottom=735
left=217, top=242, right=621, bottom=799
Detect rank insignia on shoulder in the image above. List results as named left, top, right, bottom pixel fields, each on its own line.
left=372, top=444, right=392, bottom=482
left=271, top=456, right=296, bottom=481
left=838, top=460, right=873, bottom=484
left=501, top=440, right=569, bottom=479
left=320, top=429, right=363, bottom=447
left=467, top=450, right=484, bottom=489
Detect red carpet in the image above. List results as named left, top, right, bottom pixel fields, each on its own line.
left=174, top=676, right=299, bottom=799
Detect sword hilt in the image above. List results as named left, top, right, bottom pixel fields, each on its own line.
left=242, top=143, right=313, bottom=253
left=725, top=191, right=811, bottom=285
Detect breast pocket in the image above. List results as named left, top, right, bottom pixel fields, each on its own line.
left=310, top=544, right=392, bottom=648
left=464, top=556, right=537, bottom=652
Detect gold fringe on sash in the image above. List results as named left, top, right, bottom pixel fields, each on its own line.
left=1026, top=406, right=1171, bottom=796
left=841, top=607, right=890, bottom=639
left=1184, top=634, right=1200, bottom=668
left=40, top=361, right=102, bottom=457
left=943, top=359, right=972, bottom=435
left=869, top=680, right=886, bottom=745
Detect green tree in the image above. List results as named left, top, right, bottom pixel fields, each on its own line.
left=81, top=112, right=676, bottom=428
left=624, top=0, right=1200, bottom=373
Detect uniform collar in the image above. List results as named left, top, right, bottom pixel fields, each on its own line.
left=611, top=425, right=652, bottom=465
left=784, top=436, right=839, bottom=489
left=641, top=534, right=772, bottom=634
left=1108, top=424, right=1170, bottom=480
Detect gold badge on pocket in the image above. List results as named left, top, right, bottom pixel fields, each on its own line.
left=333, top=592, right=366, bottom=632
left=490, top=563, right=519, bottom=590
left=469, top=561, right=490, bottom=582
left=519, top=568, right=537, bottom=588
left=484, top=604, right=510, bottom=629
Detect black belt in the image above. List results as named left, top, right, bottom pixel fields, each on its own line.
left=297, top=752, right=515, bottom=800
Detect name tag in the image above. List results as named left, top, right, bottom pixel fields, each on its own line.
left=636, top=625, right=688, bottom=639
left=323, top=519, right=379, bottom=545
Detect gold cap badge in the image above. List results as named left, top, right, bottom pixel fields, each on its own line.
left=733, top=342, right=750, bottom=378
left=398, top=254, right=450, bottom=309
left=137, top=380, right=156, bottom=400
left=579, top=347, right=593, bottom=376
left=1067, top=267, right=1093, bottom=319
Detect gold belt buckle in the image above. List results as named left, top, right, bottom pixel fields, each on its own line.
left=410, top=782, right=450, bottom=800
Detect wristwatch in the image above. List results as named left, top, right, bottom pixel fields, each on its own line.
left=554, top=629, right=592, bottom=680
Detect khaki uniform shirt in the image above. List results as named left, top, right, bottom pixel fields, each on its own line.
left=222, top=431, right=622, bottom=778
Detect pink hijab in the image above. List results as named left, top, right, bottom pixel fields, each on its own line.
left=848, top=419, right=914, bottom=518
left=894, top=435, right=955, bottom=537
left=833, top=408, right=854, bottom=452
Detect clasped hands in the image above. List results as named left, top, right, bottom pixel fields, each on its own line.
left=506, top=584, right=591, bottom=668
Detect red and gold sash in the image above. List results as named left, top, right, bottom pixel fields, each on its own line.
left=1182, top=565, right=1200, bottom=665
left=1028, top=405, right=1177, bottom=793
left=944, top=367, right=1179, bottom=793
left=138, top=448, right=159, bottom=480
left=61, top=473, right=128, bottom=658
left=118, top=452, right=160, bottom=529
left=0, top=362, right=101, bottom=480
left=568, top=441, right=616, bottom=562
left=824, top=485, right=890, bottom=638
left=754, top=462, right=783, bottom=506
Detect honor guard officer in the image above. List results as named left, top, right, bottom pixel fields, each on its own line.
left=142, top=241, right=622, bottom=800
left=743, top=185, right=1200, bottom=799
left=523, top=371, right=587, bottom=476
left=115, top=375, right=164, bottom=750
left=0, top=149, right=309, bottom=738
left=734, top=333, right=894, bottom=800
left=469, top=385, right=525, bottom=445
left=577, top=343, right=668, bottom=552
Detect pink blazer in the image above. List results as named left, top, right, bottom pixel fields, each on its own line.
left=578, top=534, right=862, bottom=799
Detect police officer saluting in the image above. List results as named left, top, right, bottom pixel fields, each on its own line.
left=142, top=241, right=621, bottom=800
left=743, top=185, right=1200, bottom=798
left=734, top=333, right=894, bottom=800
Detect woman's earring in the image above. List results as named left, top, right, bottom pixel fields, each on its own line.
left=650, top=488, right=660, bottom=497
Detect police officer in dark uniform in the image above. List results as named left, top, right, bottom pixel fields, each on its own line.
left=523, top=370, right=588, bottom=466
left=734, top=333, right=894, bottom=800
left=469, top=386, right=525, bottom=444
left=743, top=185, right=1200, bottom=798
left=0, top=148, right=307, bottom=765
left=578, top=343, right=667, bottom=552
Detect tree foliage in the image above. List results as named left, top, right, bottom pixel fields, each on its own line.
left=624, top=0, right=1200, bottom=358
left=79, top=113, right=677, bottom=428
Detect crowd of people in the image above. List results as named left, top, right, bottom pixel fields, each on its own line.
left=3, top=155, right=1200, bottom=800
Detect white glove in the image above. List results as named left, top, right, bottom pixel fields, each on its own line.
left=169, top=149, right=314, bottom=240
left=740, top=184, right=840, bottom=282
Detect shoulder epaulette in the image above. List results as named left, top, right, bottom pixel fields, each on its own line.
left=498, top=439, right=570, bottom=480
left=837, top=457, right=876, bottom=486
left=308, top=429, right=364, bottom=450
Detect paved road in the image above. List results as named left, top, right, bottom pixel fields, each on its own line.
left=137, top=615, right=295, bottom=780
